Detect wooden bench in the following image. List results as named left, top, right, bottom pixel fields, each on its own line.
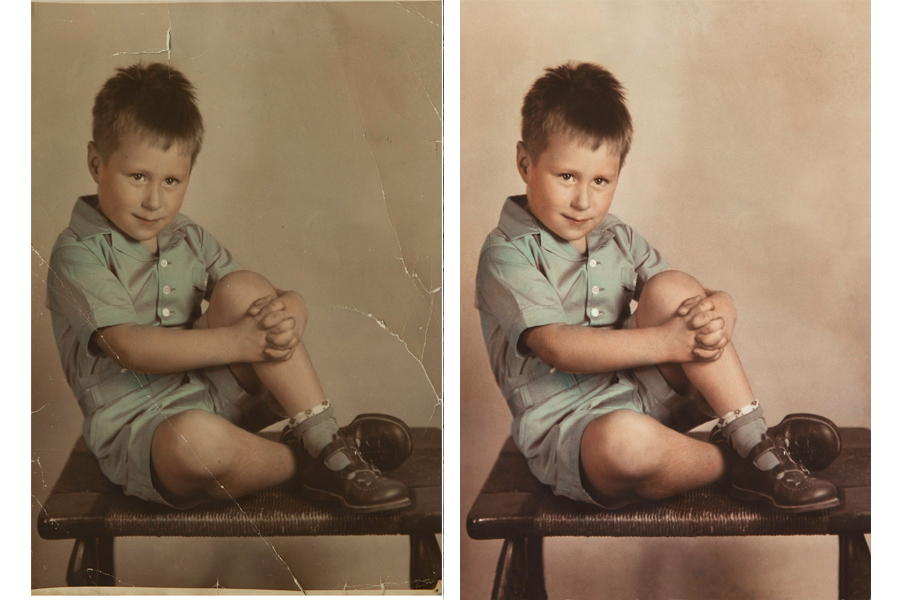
left=37, top=427, right=442, bottom=590
left=467, top=427, right=870, bottom=599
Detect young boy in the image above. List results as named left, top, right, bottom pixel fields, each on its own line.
left=47, top=63, right=413, bottom=513
left=476, top=62, right=843, bottom=513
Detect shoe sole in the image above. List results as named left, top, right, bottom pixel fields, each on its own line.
left=730, top=485, right=841, bottom=513
left=300, top=485, right=412, bottom=513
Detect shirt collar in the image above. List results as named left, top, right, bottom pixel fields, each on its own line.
left=497, top=195, right=619, bottom=259
left=68, top=195, right=187, bottom=260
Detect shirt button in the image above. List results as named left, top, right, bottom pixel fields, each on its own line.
left=592, top=286, right=600, bottom=294
left=162, top=308, right=171, bottom=317
left=160, top=259, right=168, bottom=267
left=163, top=286, right=171, bottom=294
left=590, top=308, right=600, bottom=317
left=589, top=259, right=597, bottom=267
left=120, top=368, right=127, bottom=374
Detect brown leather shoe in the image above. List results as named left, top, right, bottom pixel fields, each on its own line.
left=768, top=413, right=841, bottom=471
left=710, top=412, right=842, bottom=471
left=339, top=413, right=413, bottom=472
left=730, top=436, right=840, bottom=513
left=299, top=436, right=411, bottom=513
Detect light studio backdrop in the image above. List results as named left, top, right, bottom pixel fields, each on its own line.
left=460, top=1, right=869, bottom=598
left=32, top=1, right=441, bottom=592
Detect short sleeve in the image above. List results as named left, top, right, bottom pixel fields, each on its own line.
left=624, top=226, right=668, bottom=299
left=195, top=227, right=241, bottom=300
left=47, top=243, right=138, bottom=350
left=476, top=243, right=567, bottom=355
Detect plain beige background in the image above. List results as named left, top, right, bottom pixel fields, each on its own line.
left=461, top=1, right=870, bottom=598
left=31, top=1, right=441, bottom=592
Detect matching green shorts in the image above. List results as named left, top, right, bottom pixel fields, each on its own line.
left=79, top=314, right=285, bottom=507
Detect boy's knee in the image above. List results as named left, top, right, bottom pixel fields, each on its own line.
left=279, top=291, right=308, bottom=336
left=208, top=271, right=308, bottom=332
left=635, top=270, right=706, bottom=326
left=581, top=411, right=665, bottom=482
left=211, top=270, right=277, bottom=311
left=152, top=411, right=237, bottom=485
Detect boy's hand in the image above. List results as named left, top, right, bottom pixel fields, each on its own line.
left=232, top=296, right=300, bottom=362
left=676, top=292, right=736, bottom=348
left=660, top=297, right=727, bottom=362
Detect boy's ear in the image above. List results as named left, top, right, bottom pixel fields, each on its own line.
left=516, top=141, right=532, bottom=183
left=87, top=141, right=102, bottom=183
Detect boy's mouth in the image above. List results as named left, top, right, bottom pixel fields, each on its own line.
left=135, top=215, right=162, bottom=225
left=563, top=215, right=591, bottom=225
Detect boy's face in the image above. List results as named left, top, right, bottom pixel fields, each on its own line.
left=517, top=133, right=621, bottom=254
left=87, top=131, right=192, bottom=254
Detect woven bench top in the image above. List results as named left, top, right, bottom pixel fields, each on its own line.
left=38, top=428, right=441, bottom=540
left=467, top=427, right=869, bottom=540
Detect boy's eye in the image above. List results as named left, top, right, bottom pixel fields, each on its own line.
left=560, top=173, right=574, bottom=181
left=131, top=174, right=145, bottom=181
left=165, top=178, right=179, bottom=186
left=594, top=178, right=609, bottom=186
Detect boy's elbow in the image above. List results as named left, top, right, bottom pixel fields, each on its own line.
left=93, top=327, right=139, bottom=371
left=523, top=326, right=568, bottom=371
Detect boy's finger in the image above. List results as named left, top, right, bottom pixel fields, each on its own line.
left=697, top=316, right=725, bottom=333
left=266, top=317, right=295, bottom=334
left=267, top=329, right=299, bottom=348
left=260, top=310, right=287, bottom=329
left=676, top=296, right=703, bottom=315
left=264, top=347, right=294, bottom=361
left=689, top=311, right=715, bottom=329
left=256, top=300, right=286, bottom=319
left=247, top=296, right=273, bottom=315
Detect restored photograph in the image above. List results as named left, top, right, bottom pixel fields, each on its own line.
left=32, top=1, right=441, bottom=593
left=461, top=1, right=869, bottom=598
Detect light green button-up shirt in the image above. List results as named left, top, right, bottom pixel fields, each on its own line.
left=475, top=195, right=669, bottom=402
left=47, top=196, right=241, bottom=414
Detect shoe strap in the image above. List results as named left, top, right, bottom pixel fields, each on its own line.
left=320, top=436, right=382, bottom=476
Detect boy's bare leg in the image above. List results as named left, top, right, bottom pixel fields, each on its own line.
left=205, top=270, right=325, bottom=417
left=580, top=409, right=726, bottom=500
left=633, top=270, right=755, bottom=416
left=151, top=410, right=298, bottom=508
left=151, top=269, right=410, bottom=510
left=582, top=270, right=838, bottom=511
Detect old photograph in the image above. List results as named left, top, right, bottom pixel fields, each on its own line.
left=32, top=1, right=441, bottom=593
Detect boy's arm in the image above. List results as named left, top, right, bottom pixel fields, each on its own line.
left=523, top=295, right=727, bottom=374
left=93, top=296, right=298, bottom=374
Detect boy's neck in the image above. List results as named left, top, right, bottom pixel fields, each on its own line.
left=141, top=237, right=160, bottom=255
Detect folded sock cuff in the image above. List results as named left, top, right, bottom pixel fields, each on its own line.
left=289, top=404, right=335, bottom=437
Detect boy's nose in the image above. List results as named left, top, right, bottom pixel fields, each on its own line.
left=571, top=188, right=591, bottom=211
left=142, top=186, right=163, bottom=211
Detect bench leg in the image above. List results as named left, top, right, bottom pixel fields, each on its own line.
left=410, top=533, right=441, bottom=589
left=66, top=536, right=116, bottom=586
left=491, top=536, right=547, bottom=600
left=839, top=533, right=870, bottom=600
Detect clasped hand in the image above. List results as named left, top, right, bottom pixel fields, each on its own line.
left=664, top=293, right=735, bottom=362
left=232, top=295, right=301, bottom=363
